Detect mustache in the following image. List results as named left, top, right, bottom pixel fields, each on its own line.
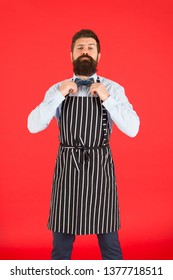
left=74, top=54, right=95, bottom=63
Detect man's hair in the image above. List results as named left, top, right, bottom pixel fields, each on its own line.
left=71, top=29, right=100, bottom=53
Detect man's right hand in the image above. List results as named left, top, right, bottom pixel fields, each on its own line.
left=59, top=81, right=77, bottom=96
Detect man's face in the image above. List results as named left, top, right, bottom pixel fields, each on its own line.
left=71, top=37, right=101, bottom=76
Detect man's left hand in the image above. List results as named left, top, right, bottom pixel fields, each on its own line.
left=90, top=83, right=110, bottom=101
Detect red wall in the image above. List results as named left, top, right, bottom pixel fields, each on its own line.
left=0, top=0, right=173, bottom=260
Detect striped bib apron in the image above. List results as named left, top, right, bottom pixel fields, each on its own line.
left=48, top=95, right=120, bottom=235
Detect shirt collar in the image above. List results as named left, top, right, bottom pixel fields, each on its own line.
left=72, top=73, right=98, bottom=82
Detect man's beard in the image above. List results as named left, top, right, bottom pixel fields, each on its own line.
left=72, top=54, right=98, bottom=76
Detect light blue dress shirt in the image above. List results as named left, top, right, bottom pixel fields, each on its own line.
left=27, top=73, right=140, bottom=137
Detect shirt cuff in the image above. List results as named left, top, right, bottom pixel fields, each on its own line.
left=45, top=88, right=65, bottom=105
left=55, top=89, right=65, bottom=103
left=102, top=95, right=118, bottom=112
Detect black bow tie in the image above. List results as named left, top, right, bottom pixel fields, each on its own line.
left=75, top=77, right=94, bottom=87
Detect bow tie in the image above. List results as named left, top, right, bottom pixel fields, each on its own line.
left=75, top=77, right=94, bottom=87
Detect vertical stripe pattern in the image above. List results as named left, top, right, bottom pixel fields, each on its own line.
left=48, top=96, right=120, bottom=235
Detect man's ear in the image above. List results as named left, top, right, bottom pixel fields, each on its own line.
left=70, top=52, right=73, bottom=62
left=98, top=53, right=101, bottom=62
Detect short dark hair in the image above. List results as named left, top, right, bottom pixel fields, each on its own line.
left=71, top=29, right=100, bottom=53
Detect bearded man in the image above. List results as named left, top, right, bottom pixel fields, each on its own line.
left=27, top=29, right=140, bottom=260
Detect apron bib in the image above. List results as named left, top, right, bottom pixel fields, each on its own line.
left=48, top=95, right=120, bottom=235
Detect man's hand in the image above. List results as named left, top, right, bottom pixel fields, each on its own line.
left=59, top=81, right=78, bottom=96
left=90, top=83, right=110, bottom=101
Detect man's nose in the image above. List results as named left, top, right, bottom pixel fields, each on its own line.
left=82, top=52, right=88, bottom=56
left=82, top=48, right=88, bottom=55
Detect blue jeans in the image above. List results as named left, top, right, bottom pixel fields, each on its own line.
left=52, top=231, right=123, bottom=260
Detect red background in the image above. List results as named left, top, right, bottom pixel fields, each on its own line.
left=0, top=0, right=173, bottom=260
